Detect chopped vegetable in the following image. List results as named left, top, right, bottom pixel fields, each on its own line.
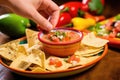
left=67, top=55, right=80, bottom=64
left=88, top=19, right=120, bottom=38
left=49, top=58, right=62, bottom=67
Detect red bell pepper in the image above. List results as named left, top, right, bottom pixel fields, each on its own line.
left=56, top=1, right=105, bottom=28
left=82, top=0, right=105, bottom=15
left=59, top=1, right=89, bottom=18
left=55, top=12, right=72, bottom=27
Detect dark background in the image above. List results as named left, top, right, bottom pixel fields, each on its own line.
left=53, top=0, right=120, bottom=18
left=0, top=0, right=120, bottom=18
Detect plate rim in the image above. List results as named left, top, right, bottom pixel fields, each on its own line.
left=0, top=42, right=108, bottom=75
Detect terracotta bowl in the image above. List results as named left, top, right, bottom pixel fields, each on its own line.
left=38, top=28, right=83, bottom=57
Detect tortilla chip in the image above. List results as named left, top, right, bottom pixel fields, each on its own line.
left=75, top=45, right=104, bottom=56
left=0, top=39, right=20, bottom=61
left=25, top=29, right=40, bottom=48
left=81, top=49, right=103, bottom=57
left=81, top=32, right=109, bottom=47
left=0, top=39, right=20, bottom=50
left=78, top=56, right=99, bottom=65
left=31, top=67, right=46, bottom=72
left=17, top=45, right=27, bottom=56
left=26, top=45, right=46, bottom=69
left=45, top=56, right=71, bottom=71
left=10, top=55, right=32, bottom=70
left=26, top=53, right=42, bottom=68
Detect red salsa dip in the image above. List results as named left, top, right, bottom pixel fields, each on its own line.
left=38, top=28, right=83, bottom=45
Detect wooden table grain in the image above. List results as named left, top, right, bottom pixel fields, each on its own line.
left=0, top=32, right=120, bottom=80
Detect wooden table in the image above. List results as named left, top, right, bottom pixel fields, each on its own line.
left=0, top=32, right=120, bottom=80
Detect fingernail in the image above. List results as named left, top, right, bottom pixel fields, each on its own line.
left=47, top=24, right=53, bottom=31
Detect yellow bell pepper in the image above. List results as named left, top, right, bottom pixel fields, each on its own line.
left=71, top=17, right=96, bottom=30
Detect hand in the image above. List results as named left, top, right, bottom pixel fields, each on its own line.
left=0, top=0, right=60, bottom=31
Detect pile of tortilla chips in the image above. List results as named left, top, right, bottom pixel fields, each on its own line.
left=0, top=29, right=108, bottom=72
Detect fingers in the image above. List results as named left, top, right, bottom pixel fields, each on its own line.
left=43, top=0, right=60, bottom=28
left=36, top=0, right=60, bottom=30
left=30, top=8, right=53, bottom=31
left=49, top=9, right=60, bottom=28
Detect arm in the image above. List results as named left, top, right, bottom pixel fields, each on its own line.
left=0, top=0, right=60, bottom=31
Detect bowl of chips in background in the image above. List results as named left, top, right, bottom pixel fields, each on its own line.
left=100, top=17, right=120, bottom=49
left=0, top=29, right=108, bottom=78
left=86, top=14, right=120, bottom=49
